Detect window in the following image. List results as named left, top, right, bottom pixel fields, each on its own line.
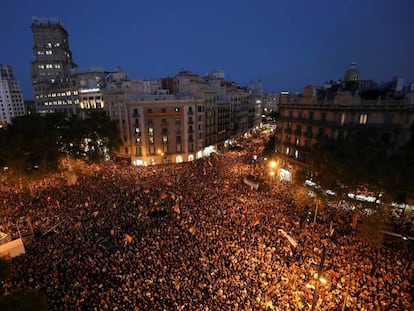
left=176, top=144, right=182, bottom=153
left=294, top=150, right=299, bottom=158
left=285, top=147, right=290, bottom=155
left=149, top=137, right=154, bottom=144
left=149, top=145, right=155, bottom=154
left=176, top=136, right=181, bottom=143
left=175, top=107, right=180, bottom=112
left=321, top=112, right=326, bottom=122
left=309, top=112, right=314, bottom=121
left=383, top=113, right=393, bottom=125
left=135, top=147, right=142, bottom=156
left=359, top=114, right=368, bottom=124
left=340, top=113, right=346, bottom=125
left=136, top=137, right=141, bottom=144
left=147, top=108, right=152, bottom=113
left=162, top=136, right=168, bottom=144
left=148, top=128, right=154, bottom=135
left=161, top=108, right=166, bottom=113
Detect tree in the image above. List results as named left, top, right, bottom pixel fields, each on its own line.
left=301, top=131, right=407, bottom=202
left=358, top=204, right=391, bottom=249
left=0, top=114, right=65, bottom=177
left=1, top=111, right=122, bottom=178
left=59, top=111, right=121, bottom=162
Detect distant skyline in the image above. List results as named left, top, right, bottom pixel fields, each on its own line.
left=1, top=0, right=414, bottom=100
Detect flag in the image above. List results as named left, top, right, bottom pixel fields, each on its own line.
left=252, top=219, right=260, bottom=226
left=124, top=234, right=133, bottom=243
left=351, top=212, right=358, bottom=228
left=278, top=229, right=298, bottom=248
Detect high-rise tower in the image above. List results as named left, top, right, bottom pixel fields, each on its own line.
left=0, top=64, right=26, bottom=126
left=30, top=17, right=78, bottom=114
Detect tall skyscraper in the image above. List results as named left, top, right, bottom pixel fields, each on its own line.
left=0, top=64, right=26, bottom=126
left=30, top=17, right=78, bottom=114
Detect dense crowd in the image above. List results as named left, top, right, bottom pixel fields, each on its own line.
left=0, top=140, right=413, bottom=310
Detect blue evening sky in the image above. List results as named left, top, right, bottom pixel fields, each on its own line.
left=1, top=0, right=414, bottom=99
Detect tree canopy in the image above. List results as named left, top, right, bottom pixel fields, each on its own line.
left=0, top=111, right=121, bottom=178
left=296, top=131, right=414, bottom=203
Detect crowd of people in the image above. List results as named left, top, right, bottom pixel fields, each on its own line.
left=0, top=138, right=413, bottom=310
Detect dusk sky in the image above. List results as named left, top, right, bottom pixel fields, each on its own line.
left=1, top=0, right=414, bottom=100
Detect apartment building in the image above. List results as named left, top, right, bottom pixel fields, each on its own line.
left=104, top=89, right=205, bottom=164
left=275, top=81, right=414, bottom=180
left=0, top=65, right=26, bottom=126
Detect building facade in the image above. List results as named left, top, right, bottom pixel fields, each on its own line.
left=31, top=17, right=78, bottom=115
left=0, top=65, right=26, bottom=126
left=103, top=68, right=263, bottom=165
left=275, top=83, right=414, bottom=180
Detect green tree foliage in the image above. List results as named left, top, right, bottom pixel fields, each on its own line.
left=262, top=135, right=275, bottom=157
left=301, top=131, right=414, bottom=202
left=359, top=204, right=391, bottom=249
left=0, top=114, right=65, bottom=175
left=0, top=111, right=121, bottom=175
left=59, top=111, right=121, bottom=162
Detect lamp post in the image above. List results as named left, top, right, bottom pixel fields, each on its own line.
left=311, top=245, right=326, bottom=310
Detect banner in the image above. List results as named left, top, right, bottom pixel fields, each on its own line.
left=0, top=238, right=26, bottom=258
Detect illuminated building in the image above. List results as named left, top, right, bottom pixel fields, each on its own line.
left=31, top=17, right=78, bottom=115
left=275, top=67, right=414, bottom=181
left=0, top=64, right=26, bottom=126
